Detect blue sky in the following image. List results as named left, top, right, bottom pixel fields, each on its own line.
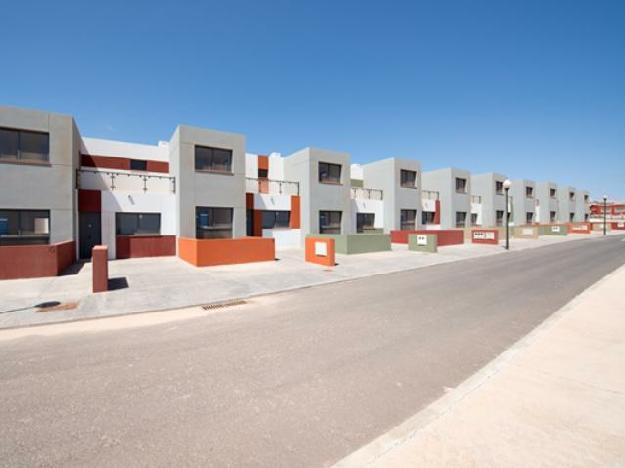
left=2, top=0, right=624, bottom=199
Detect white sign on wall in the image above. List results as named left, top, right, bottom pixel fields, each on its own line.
left=551, top=226, right=561, bottom=233
left=522, top=228, right=534, bottom=235
left=472, top=231, right=495, bottom=240
left=314, top=241, right=327, bottom=257
left=618, top=223, right=624, bottom=228
left=416, top=235, right=428, bottom=246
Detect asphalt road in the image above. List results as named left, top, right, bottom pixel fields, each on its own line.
left=1, top=235, right=624, bottom=467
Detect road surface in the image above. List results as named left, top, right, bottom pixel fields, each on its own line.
left=1, top=234, right=624, bottom=467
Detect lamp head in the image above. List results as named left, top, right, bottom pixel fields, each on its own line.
left=503, top=179, right=512, bottom=190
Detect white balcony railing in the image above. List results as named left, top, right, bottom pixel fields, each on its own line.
left=246, top=178, right=299, bottom=196
left=350, top=187, right=383, bottom=200
left=77, top=169, right=175, bottom=193
left=422, top=190, right=439, bottom=201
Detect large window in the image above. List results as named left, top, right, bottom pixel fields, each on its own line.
left=525, top=186, right=534, bottom=198
left=356, top=213, right=375, bottom=233
left=496, top=210, right=504, bottom=226
left=261, top=211, right=290, bottom=229
left=196, top=207, right=233, bottom=239
left=455, top=211, right=467, bottom=228
left=0, top=127, right=49, bottom=163
left=526, top=212, right=534, bottom=224
left=400, top=209, right=416, bottom=231
left=422, top=211, right=436, bottom=225
left=455, top=178, right=467, bottom=193
left=195, top=146, right=233, bottom=173
left=0, top=209, right=50, bottom=245
left=495, top=181, right=504, bottom=195
left=318, top=162, right=342, bottom=184
left=400, top=169, right=417, bottom=188
left=319, top=210, right=342, bottom=234
left=116, top=213, right=161, bottom=236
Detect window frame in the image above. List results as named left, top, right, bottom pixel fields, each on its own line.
left=470, top=213, right=479, bottom=227
left=196, top=207, right=234, bottom=239
left=455, top=211, right=467, bottom=228
left=0, top=127, right=50, bottom=164
left=319, top=210, right=342, bottom=234
left=550, top=211, right=557, bottom=223
left=455, top=178, right=467, bottom=194
left=400, top=209, right=417, bottom=231
left=526, top=212, right=534, bottom=225
left=0, top=209, right=51, bottom=245
left=130, top=159, right=148, bottom=171
left=194, top=145, right=233, bottom=174
left=525, top=186, right=534, bottom=198
left=115, top=212, right=161, bottom=236
left=495, top=181, right=504, bottom=195
left=422, top=211, right=436, bottom=225
left=356, top=212, right=375, bottom=233
left=318, top=162, right=342, bottom=185
left=496, top=210, right=504, bottom=226
left=261, top=210, right=291, bottom=230
left=400, top=169, right=417, bottom=189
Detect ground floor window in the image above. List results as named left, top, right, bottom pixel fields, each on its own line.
left=356, top=213, right=375, bottom=233
left=196, top=207, right=233, bottom=239
left=261, top=210, right=290, bottom=229
left=569, top=212, right=575, bottom=222
left=455, top=211, right=467, bottom=228
left=526, top=212, right=534, bottom=225
left=422, top=211, right=436, bottom=225
left=116, top=213, right=161, bottom=236
left=470, top=213, right=479, bottom=226
left=550, top=211, right=557, bottom=223
left=319, top=210, right=341, bottom=234
left=0, top=209, right=50, bottom=245
left=496, top=210, right=504, bottom=226
left=400, top=209, right=416, bottom=231
left=584, top=213, right=589, bottom=221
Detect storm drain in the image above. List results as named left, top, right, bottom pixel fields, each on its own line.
left=201, top=299, right=247, bottom=311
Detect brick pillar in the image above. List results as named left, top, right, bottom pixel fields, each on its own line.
left=92, top=245, right=109, bottom=293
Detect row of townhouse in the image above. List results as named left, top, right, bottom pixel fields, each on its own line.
left=0, top=105, right=591, bottom=276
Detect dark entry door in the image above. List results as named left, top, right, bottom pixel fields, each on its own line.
left=246, top=209, right=253, bottom=236
left=79, top=212, right=101, bottom=259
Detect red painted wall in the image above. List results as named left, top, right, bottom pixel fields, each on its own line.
left=434, top=200, right=441, bottom=224
left=78, top=189, right=102, bottom=213
left=290, top=195, right=301, bottom=229
left=92, top=245, right=109, bottom=293
left=81, top=155, right=169, bottom=174
left=115, top=235, right=176, bottom=259
left=391, top=229, right=464, bottom=246
left=0, top=241, right=76, bottom=280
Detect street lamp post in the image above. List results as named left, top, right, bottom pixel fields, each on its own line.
left=503, top=179, right=512, bottom=250
left=603, top=195, right=608, bottom=236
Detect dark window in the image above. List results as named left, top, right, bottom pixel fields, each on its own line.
left=471, top=213, right=479, bottom=226
left=550, top=211, right=557, bottom=223
left=525, top=186, right=534, bottom=198
left=455, top=211, right=467, bottom=228
left=318, top=162, right=342, bottom=184
left=422, top=211, right=436, bottom=225
left=261, top=211, right=290, bottom=229
left=0, top=209, right=50, bottom=245
left=0, top=127, right=49, bottom=163
left=550, top=188, right=557, bottom=198
left=319, top=210, right=342, bottom=234
left=495, top=181, right=504, bottom=195
left=400, top=170, right=417, bottom=188
left=569, top=192, right=575, bottom=201
left=584, top=194, right=589, bottom=202
left=356, top=213, right=375, bottom=233
left=496, top=210, right=504, bottom=226
left=584, top=213, right=589, bottom=221
left=455, top=178, right=467, bottom=193
left=569, top=212, right=575, bottom=222
left=400, top=209, right=416, bottom=230
left=195, top=146, right=233, bottom=173
left=526, top=212, right=534, bottom=224
left=130, top=159, right=148, bottom=171
left=116, top=213, right=161, bottom=236
left=258, top=168, right=268, bottom=178
left=196, top=207, right=233, bottom=239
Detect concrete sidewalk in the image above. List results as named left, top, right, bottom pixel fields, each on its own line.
left=0, top=233, right=615, bottom=329
left=334, top=264, right=625, bottom=468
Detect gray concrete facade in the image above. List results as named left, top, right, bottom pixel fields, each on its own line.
left=535, top=181, right=559, bottom=224
left=168, top=125, right=247, bottom=239
left=576, top=189, right=590, bottom=222
left=422, top=168, right=471, bottom=229
left=558, top=185, right=577, bottom=223
left=283, top=147, right=352, bottom=236
left=362, top=158, right=422, bottom=232
left=510, top=179, right=536, bottom=226
left=0, top=105, right=80, bottom=244
left=470, top=173, right=507, bottom=227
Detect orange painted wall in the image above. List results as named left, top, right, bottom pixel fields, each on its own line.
left=178, top=237, right=275, bottom=267
left=305, top=237, right=335, bottom=267
left=258, top=155, right=269, bottom=170
left=290, top=195, right=301, bottom=229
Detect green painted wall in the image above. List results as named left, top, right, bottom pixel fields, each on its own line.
left=408, top=234, right=438, bottom=253
left=317, top=234, right=392, bottom=254
left=537, top=224, right=568, bottom=236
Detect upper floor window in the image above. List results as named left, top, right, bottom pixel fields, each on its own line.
left=0, top=209, right=50, bottom=245
left=195, top=146, right=233, bottom=173
left=455, top=177, right=467, bottom=193
left=584, top=194, right=589, bottom=202
left=0, top=127, right=49, bottom=163
left=258, top=168, right=268, bottom=178
left=116, top=213, right=161, bottom=236
left=400, top=169, right=417, bottom=188
left=130, top=159, right=148, bottom=171
left=400, top=209, right=417, bottom=230
left=318, top=162, right=341, bottom=184
left=196, top=207, right=233, bottom=239
left=550, top=188, right=557, bottom=198
left=525, top=186, right=534, bottom=198
left=495, top=181, right=504, bottom=195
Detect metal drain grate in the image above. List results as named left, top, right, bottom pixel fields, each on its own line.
left=201, top=299, right=247, bottom=311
